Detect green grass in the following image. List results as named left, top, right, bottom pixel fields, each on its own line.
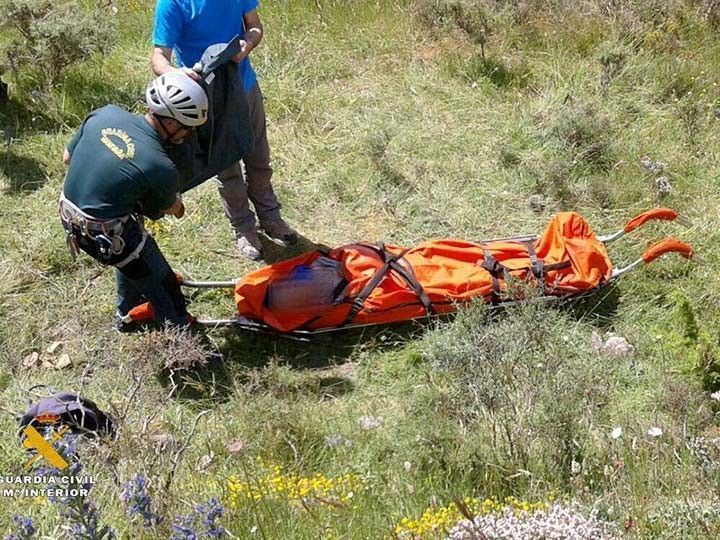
left=2, top=0, right=720, bottom=538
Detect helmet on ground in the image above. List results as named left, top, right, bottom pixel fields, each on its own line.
left=145, top=72, right=208, bottom=127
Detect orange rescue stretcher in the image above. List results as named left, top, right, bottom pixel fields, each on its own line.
left=125, top=208, right=701, bottom=340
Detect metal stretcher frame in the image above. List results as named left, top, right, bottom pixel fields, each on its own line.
left=169, top=208, right=701, bottom=341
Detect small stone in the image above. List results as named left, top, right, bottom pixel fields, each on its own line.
left=640, top=156, right=667, bottom=175
left=593, top=334, right=634, bottom=358
left=46, top=341, right=62, bottom=355
left=54, top=353, right=72, bottom=369
left=325, top=434, right=353, bottom=448
left=22, top=352, right=40, bottom=369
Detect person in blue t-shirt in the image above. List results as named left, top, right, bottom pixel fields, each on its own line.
left=151, top=0, right=298, bottom=261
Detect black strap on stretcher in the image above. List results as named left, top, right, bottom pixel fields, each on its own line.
left=480, top=241, right=572, bottom=304
left=341, top=243, right=435, bottom=326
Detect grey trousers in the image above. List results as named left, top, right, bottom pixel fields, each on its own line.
left=216, top=83, right=282, bottom=234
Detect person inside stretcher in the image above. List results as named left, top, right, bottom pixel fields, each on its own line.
left=265, top=257, right=348, bottom=313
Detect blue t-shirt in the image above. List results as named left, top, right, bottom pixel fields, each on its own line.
left=153, top=0, right=258, bottom=93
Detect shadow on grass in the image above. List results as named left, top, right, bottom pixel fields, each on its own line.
left=218, top=317, right=431, bottom=368
left=0, top=150, right=48, bottom=194
left=560, top=283, right=621, bottom=328
left=157, top=351, right=236, bottom=404
left=448, top=54, right=532, bottom=89
left=159, top=284, right=620, bottom=404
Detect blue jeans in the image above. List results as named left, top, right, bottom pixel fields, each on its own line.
left=62, top=215, right=188, bottom=327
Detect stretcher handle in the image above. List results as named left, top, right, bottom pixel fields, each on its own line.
left=641, top=237, right=695, bottom=263
left=600, top=208, right=691, bottom=243
left=623, top=208, right=691, bottom=234
left=612, top=237, right=703, bottom=278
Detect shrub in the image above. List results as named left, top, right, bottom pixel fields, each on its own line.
left=415, top=0, right=492, bottom=56
left=0, top=0, right=116, bottom=87
left=422, top=301, right=616, bottom=486
left=550, top=104, right=614, bottom=170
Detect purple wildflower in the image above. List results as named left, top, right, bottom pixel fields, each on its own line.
left=121, top=474, right=161, bottom=528
left=170, top=498, right=226, bottom=540
left=4, top=514, right=36, bottom=540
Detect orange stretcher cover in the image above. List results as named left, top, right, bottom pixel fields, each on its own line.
left=235, top=211, right=613, bottom=332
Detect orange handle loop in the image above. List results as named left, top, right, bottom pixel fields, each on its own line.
left=641, top=237, right=693, bottom=264
left=126, top=303, right=197, bottom=324
left=623, top=208, right=682, bottom=234
left=128, top=303, right=155, bottom=323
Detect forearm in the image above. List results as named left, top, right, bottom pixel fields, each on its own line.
left=242, top=25, right=263, bottom=52
left=151, top=47, right=175, bottom=76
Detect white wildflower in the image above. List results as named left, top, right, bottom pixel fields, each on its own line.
left=325, top=434, right=353, bottom=448
left=403, top=461, right=412, bottom=472
left=358, top=415, right=384, bottom=430
left=647, top=426, right=663, bottom=438
left=640, top=156, right=667, bottom=175
left=571, top=459, right=582, bottom=475
left=445, top=503, right=620, bottom=540
left=655, top=176, right=672, bottom=196
left=710, top=391, right=720, bottom=402
left=593, top=333, right=634, bottom=358
left=610, top=427, right=622, bottom=440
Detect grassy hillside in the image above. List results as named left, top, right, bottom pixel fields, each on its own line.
left=1, top=0, right=720, bottom=538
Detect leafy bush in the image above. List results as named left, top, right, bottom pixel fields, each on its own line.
left=0, top=0, right=116, bottom=86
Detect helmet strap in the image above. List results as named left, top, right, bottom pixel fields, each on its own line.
left=152, top=114, right=186, bottom=143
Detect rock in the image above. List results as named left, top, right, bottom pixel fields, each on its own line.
left=46, top=341, right=62, bottom=355
left=22, top=352, right=40, bottom=369
left=149, top=433, right=178, bottom=451
left=640, top=156, right=667, bottom=175
left=358, top=415, right=384, bottom=430
left=54, top=354, right=72, bottom=369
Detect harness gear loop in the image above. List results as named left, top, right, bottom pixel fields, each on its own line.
left=58, top=193, right=144, bottom=266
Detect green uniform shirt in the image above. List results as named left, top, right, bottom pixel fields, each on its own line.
left=63, top=105, right=178, bottom=219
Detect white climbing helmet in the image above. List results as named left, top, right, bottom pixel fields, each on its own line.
left=145, top=72, right=208, bottom=127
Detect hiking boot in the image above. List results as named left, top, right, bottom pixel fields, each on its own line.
left=236, top=229, right=264, bottom=261
left=261, top=218, right=298, bottom=245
